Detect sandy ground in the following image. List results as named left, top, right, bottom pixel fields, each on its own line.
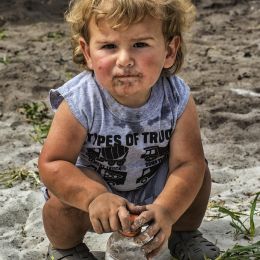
left=0, top=0, right=259, bottom=259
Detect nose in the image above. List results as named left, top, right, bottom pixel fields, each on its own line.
left=116, top=49, right=134, bottom=68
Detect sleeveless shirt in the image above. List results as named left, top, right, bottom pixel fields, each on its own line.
left=49, top=71, right=190, bottom=191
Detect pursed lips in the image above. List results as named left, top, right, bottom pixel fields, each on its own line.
left=112, top=74, right=141, bottom=87
left=115, top=75, right=137, bottom=77
left=113, top=73, right=141, bottom=78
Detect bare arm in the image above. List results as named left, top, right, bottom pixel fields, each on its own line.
left=154, top=95, right=205, bottom=223
left=38, top=100, right=108, bottom=212
left=132, top=96, right=206, bottom=257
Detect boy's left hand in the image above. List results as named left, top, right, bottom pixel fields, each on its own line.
left=131, top=203, right=174, bottom=259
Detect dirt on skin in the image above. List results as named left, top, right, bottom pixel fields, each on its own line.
left=0, top=0, right=259, bottom=171
left=0, top=0, right=259, bottom=259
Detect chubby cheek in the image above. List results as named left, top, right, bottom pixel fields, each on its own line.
left=93, top=56, right=114, bottom=75
left=140, top=54, right=165, bottom=77
left=91, top=57, right=114, bottom=85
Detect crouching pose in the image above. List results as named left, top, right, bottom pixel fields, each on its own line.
left=38, top=0, right=220, bottom=259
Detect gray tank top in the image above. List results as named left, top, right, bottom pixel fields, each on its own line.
left=50, top=71, right=190, bottom=191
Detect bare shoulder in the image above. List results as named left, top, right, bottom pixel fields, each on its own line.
left=39, top=100, right=87, bottom=163
left=176, top=95, right=199, bottom=129
left=169, top=95, right=204, bottom=171
left=51, top=100, right=86, bottom=137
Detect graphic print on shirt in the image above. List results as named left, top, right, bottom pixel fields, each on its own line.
left=86, top=144, right=129, bottom=186
left=137, top=145, right=169, bottom=184
left=97, top=165, right=127, bottom=186
left=85, top=130, right=171, bottom=187
left=86, top=145, right=129, bottom=166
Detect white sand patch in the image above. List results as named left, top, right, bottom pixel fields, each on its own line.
left=0, top=166, right=259, bottom=259
left=231, top=88, right=260, bottom=98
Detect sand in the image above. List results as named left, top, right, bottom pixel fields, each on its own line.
left=0, top=0, right=259, bottom=259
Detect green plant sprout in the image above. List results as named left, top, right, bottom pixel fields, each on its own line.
left=32, top=122, right=51, bottom=144
left=0, top=55, right=9, bottom=65
left=21, top=102, right=50, bottom=124
left=47, top=31, right=65, bottom=40
left=19, top=102, right=52, bottom=144
left=0, top=168, right=40, bottom=188
left=216, top=241, right=260, bottom=260
left=249, top=192, right=259, bottom=238
left=65, top=71, right=74, bottom=80
left=214, top=192, right=260, bottom=240
left=0, top=29, right=7, bottom=40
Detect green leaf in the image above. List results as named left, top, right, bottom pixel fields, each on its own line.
left=219, top=241, right=260, bottom=259
left=249, top=192, right=260, bottom=238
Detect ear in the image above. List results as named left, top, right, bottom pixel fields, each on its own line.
left=163, top=36, right=180, bottom=69
left=79, top=37, right=93, bottom=70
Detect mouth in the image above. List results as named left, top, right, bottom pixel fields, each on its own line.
left=112, top=74, right=141, bottom=87
left=114, top=74, right=140, bottom=78
left=113, top=71, right=142, bottom=78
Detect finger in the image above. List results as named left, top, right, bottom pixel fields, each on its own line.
left=134, top=230, right=153, bottom=246
left=131, top=210, right=153, bottom=231
left=127, top=202, right=146, bottom=215
left=91, top=218, right=103, bottom=234
left=118, top=205, right=130, bottom=232
left=134, top=223, right=160, bottom=245
left=147, top=241, right=167, bottom=259
left=142, top=230, right=165, bottom=256
left=109, top=214, right=121, bottom=232
left=144, top=223, right=160, bottom=239
left=147, top=244, right=165, bottom=260
left=100, top=218, right=111, bottom=233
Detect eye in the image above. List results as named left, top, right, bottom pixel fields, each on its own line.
left=101, top=44, right=117, bottom=49
left=133, top=42, right=148, bottom=48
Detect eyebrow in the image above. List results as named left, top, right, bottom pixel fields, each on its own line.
left=95, top=37, right=155, bottom=44
left=131, top=37, right=155, bottom=41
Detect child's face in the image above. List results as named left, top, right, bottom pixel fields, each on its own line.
left=80, top=16, right=179, bottom=107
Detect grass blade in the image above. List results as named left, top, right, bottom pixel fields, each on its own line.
left=249, top=192, right=260, bottom=238
left=218, top=241, right=260, bottom=259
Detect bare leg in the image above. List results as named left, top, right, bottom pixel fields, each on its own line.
left=42, top=194, right=90, bottom=249
left=42, top=168, right=108, bottom=249
left=173, top=162, right=211, bottom=231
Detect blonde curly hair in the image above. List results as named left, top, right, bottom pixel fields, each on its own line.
left=65, top=0, right=196, bottom=75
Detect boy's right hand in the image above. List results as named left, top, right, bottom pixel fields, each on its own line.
left=88, top=192, right=145, bottom=234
